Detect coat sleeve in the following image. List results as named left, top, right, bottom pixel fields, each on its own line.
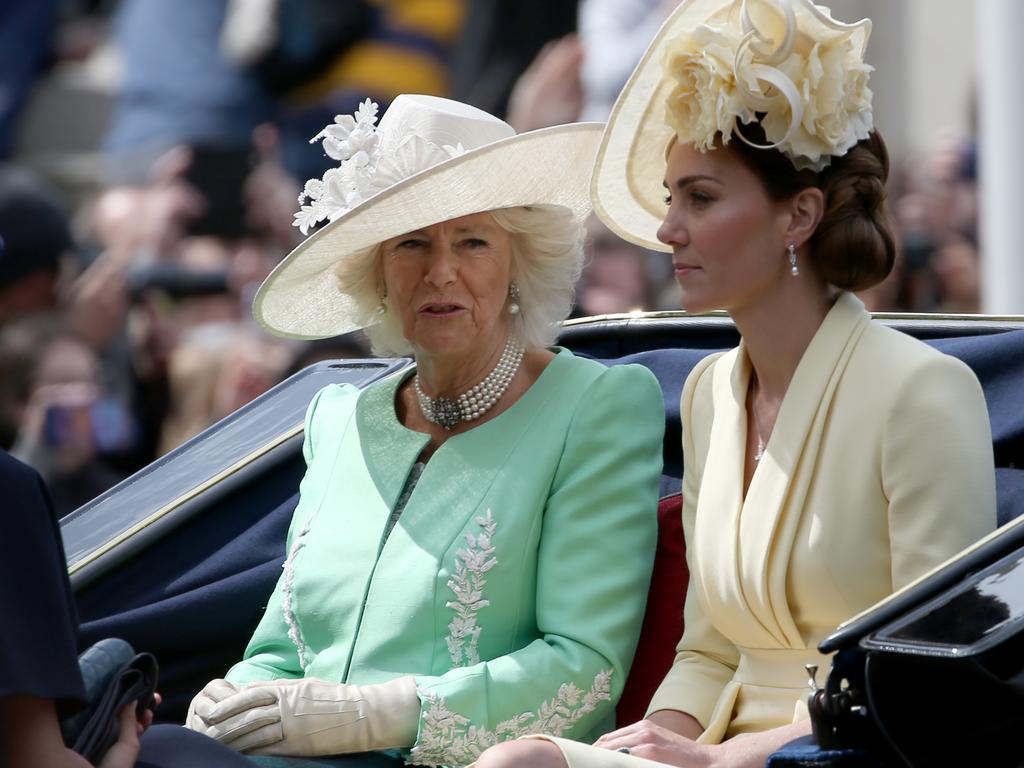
left=882, top=354, right=997, bottom=590
left=225, top=384, right=356, bottom=684
left=0, top=452, right=86, bottom=714
left=408, top=364, right=665, bottom=767
left=645, top=352, right=740, bottom=729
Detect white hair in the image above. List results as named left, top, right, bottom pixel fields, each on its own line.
left=333, top=205, right=584, bottom=356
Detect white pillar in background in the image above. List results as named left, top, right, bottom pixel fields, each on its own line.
left=978, top=0, right=1024, bottom=314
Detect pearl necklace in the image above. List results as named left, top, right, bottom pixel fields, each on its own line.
left=415, top=337, right=525, bottom=430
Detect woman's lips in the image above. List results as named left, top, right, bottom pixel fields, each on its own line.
left=673, top=263, right=700, bottom=278
left=418, top=302, right=466, bottom=317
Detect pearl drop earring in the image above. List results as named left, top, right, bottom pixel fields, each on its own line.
left=508, top=281, right=521, bottom=315
left=788, top=243, right=799, bottom=277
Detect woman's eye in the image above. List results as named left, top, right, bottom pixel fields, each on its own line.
left=461, top=238, right=489, bottom=249
left=396, top=239, right=427, bottom=249
left=689, top=190, right=714, bottom=205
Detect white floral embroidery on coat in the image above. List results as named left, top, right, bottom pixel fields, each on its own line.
left=445, top=511, right=498, bottom=667
left=281, top=517, right=313, bottom=670
left=409, top=669, right=613, bottom=767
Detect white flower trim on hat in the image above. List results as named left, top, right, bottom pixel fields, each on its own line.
left=664, top=0, right=873, bottom=171
left=294, top=99, right=467, bottom=235
left=255, top=94, right=601, bottom=340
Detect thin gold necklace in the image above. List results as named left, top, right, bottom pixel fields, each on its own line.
left=749, top=373, right=767, bottom=462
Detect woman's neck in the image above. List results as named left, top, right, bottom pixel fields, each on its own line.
left=414, top=332, right=510, bottom=397
left=733, top=282, right=837, bottom=398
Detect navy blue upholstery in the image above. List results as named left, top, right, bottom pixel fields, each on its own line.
left=765, top=735, right=874, bottom=767
left=73, top=324, right=1024, bottom=728
left=580, top=330, right=1024, bottom=524
left=77, top=456, right=304, bottom=721
left=591, top=348, right=710, bottom=498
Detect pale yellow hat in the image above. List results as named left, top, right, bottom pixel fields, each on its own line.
left=592, top=0, right=873, bottom=252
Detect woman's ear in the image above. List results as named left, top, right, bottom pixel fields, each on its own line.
left=785, top=187, right=825, bottom=247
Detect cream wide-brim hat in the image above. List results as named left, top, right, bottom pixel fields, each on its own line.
left=253, top=94, right=603, bottom=339
left=591, top=0, right=870, bottom=252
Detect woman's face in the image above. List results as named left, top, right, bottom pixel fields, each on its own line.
left=381, top=211, right=514, bottom=359
left=657, top=141, right=792, bottom=315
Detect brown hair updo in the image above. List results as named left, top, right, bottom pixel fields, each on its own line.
left=725, top=123, right=897, bottom=291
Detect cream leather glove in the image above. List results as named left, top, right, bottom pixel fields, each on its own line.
left=185, top=678, right=241, bottom=731
left=188, top=675, right=421, bottom=756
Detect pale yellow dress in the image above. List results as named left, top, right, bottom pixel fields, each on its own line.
left=539, top=293, right=997, bottom=766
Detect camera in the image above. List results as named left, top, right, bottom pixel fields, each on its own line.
left=127, top=263, right=231, bottom=303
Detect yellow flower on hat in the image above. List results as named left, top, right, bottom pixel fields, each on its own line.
left=662, top=0, right=873, bottom=171
left=664, top=22, right=755, bottom=153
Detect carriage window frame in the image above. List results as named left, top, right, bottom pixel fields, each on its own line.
left=862, top=546, right=1024, bottom=658
left=60, top=359, right=410, bottom=572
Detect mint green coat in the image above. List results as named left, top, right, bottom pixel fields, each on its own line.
left=225, top=350, right=664, bottom=766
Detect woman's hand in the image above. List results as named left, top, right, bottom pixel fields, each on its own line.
left=592, top=720, right=715, bottom=768
left=186, top=677, right=240, bottom=731
left=187, top=676, right=420, bottom=756
left=594, top=719, right=814, bottom=768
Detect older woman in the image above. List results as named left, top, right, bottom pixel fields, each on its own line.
left=184, top=95, right=665, bottom=766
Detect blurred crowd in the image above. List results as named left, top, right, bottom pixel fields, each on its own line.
left=0, top=0, right=983, bottom=515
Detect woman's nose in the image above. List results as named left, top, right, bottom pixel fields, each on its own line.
left=656, top=212, right=686, bottom=248
left=424, top=244, right=458, bottom=286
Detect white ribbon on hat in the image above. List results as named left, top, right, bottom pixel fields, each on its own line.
left=730, top=0, right=869, bottom=158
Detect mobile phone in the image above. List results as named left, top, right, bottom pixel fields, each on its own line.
left=43, top=398, right=136, bottom=454
left=43, top=402, right=90, bottom=449
left=89, top=397, right=136, bottom=454
left=183, top=145, right=255, bottom=239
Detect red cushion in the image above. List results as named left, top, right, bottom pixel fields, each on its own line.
left=616, top=492, right=688, bottom=726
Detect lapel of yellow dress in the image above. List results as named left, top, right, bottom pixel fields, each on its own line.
left=695, top=292, right=871, bottom=649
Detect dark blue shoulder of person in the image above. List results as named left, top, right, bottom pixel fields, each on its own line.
left=0, top=450, right=86, bottom=716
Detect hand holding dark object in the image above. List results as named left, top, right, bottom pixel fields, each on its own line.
left=64, top=251, right=132, bottom=352
left=0, top=453, right=156, bottom=768
left=95, top=699, right=155, bottom=768
left=13, top=382, right=101, bottom=478
left=243, top=123, right=303, bottom=249
left=182, top=145, right=256, bottom=240
left=61, top=639, right=160, bottom=766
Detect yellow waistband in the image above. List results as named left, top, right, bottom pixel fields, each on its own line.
left=732, top=646, right=833, bottom=689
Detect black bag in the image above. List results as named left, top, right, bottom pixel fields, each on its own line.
left=61, top=638, right=159, bottom=765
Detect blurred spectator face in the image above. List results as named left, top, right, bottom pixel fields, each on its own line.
left=159, top=324, right=292, bottom=453
left=0, top=166, right=76, bottom=323
left=211, top=332, right=293, bottom=421
left=34, top=340, right=99, bottom=468
left=934, top=239, right=980, bottom=313
left=0, top=269, right=60, bottom=323
left=35, top=335, right=99, bottom=389
left=579, top=217, right=649, bottom=315
left=23, top=335, right=125, bottom=479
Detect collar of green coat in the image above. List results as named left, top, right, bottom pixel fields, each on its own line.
left=356, top=347, right=574, bottom=510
